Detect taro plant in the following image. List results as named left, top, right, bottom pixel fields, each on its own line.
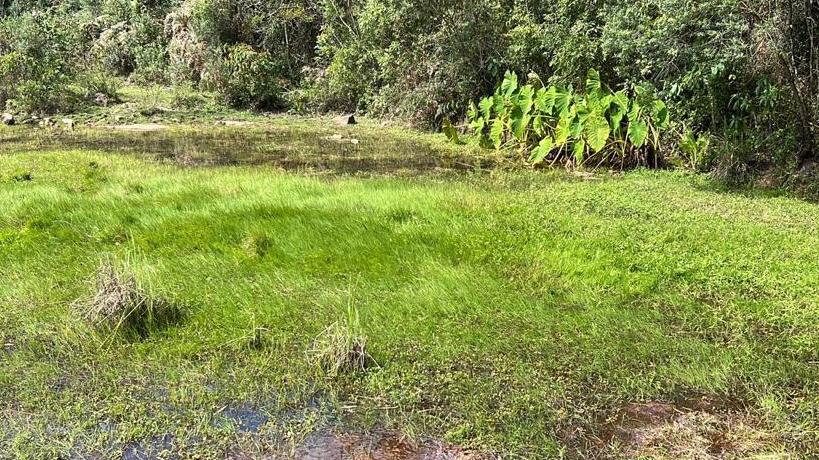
left=460, top=70, right=670, bottom=168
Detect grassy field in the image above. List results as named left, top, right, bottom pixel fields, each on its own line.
left=1, top=122, right=818, bottom=459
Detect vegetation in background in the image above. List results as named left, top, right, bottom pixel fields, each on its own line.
left=461, top=70, right=669, bottom=168
left=0, top=0, right=816, bottom=178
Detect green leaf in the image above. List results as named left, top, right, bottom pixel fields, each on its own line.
left=479, top=97, right=493, bottom=120
left=555, top=88, right=572, bottom=116
left=518, top=85, right=535, bottom=116
left=572, top=139, right=586, bottom=163
left=492, top=94, right=505, bottom=117
left=653, top=100, right=670, bottom=129
left=490, top=118, right=504, bottom=149
left=441, top=118, right=460, bottom=144
left=612, top=91, right=629, bottom=111
left=628, top=100, right=642, bottom=123
left=529, top=137, right=553, bottom=165
left=469, top=116, right=486, bottom=134
left=467, top=101, right=478, bottom=122
left=501, top=71, right=518, bottom=97
left=570, top=115, right=584, bottom=138
left=575, top=104, right=591, bottom=124
left=510, top=106, right=525, bottom=140
left=555, top=116, right=571, bottom=147
left=534, top=87, right=556, bottom=115
left=609, top=91, right=629, bottom=133
left=586, top=69, right=602, bottom=93
left=585, top=114, right=610, bottom=153
left=629, top=119, right=648, bottom=147
left=532, top=116, right=544, bottom=137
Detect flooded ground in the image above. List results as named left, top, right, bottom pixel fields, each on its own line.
left=0, top=123, right=492, bottom=175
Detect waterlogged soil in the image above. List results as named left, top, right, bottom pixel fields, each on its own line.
left=110, top=428, right=489, bottom=460
left=0, top=123, right=489, bottom=175
left=591, top=398, right=787, bottom=459
left=292, top=431, right=491, bottom=460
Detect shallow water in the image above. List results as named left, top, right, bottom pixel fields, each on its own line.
left=294, top=431, right=489, bottom=460
left=0, top=125, right=489, bottom=175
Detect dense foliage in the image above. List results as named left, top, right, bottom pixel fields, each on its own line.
left=458, top=70, right=669, bottom=168
left=0, top=0, right=817, bottom=172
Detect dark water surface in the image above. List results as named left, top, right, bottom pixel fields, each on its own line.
left=0, top=124, right=491, bottom=175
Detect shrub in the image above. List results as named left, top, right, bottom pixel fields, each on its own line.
left=75, top=72, right=123, bottom=105
left=202, top=44, right=285, bottom=109
left=0, top=9, right=78, bottom=113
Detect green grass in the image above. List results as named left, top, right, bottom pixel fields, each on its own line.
left=1, top=125, right=818, bottom=459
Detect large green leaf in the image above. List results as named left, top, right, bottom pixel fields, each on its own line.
left=441, top=118, right=460, bottom=144
left=529, top=137, right=553, bottom=165
left=518, top=85, right=535, bottom=116
left=493, top=94, right=505, bottom=117
left=469, top=116, right=485, bottom=134
left=585, top=69, right=604, bottom=106
left=479, top=97, right=493, bottom=121
left=570, top=114, right=584, bottom=138
left=584, top=114, right=610, bottom=153
left=555, top=88, right=572, bottom=116
left=501, top=71, right=518, bottom=97
left=555, top=116, right=572, bottom=147
left=572, top=139, right=586, bottom=164
left=628, top=100, right=641, bottom=123
left=490, top=118, right=505, bottom=149
left=653, top=100, right=670, bottom=129
left=629, top=119, right=648, bottom=147
left=535, top=87, right=556, bottom=115
left=467, top=101, right=478, bottom=122
left=612, top=91, right=629, bottom=111
left=586, top=69, right=602, bottom=93
left=609, top=91, right=629, bottom=133
left=532, top=116, right=545, bottom=137
left=510, top=106, right=525, bottom=140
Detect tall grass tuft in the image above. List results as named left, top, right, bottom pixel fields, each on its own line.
left=309, top=300, right=374, bottom=376
left=74, top=258, right=180, bottom=338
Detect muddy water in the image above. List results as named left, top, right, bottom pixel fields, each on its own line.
left=293, top=431, right=490, bottom=460
left=0, top=125, right=489, bottom=175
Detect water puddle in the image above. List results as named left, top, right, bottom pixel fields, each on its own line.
left=0, top=124, right=491, bottom=175
left=122, top=434, right=175, bottom=460
left=294, top=431, right=491, bottom=460
left=221, top=405, right=269, bottom=433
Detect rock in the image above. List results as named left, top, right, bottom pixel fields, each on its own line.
left=214, top=120, right=255, bottom=127
left=94, top=92, right=108, bottom=107
left=332, top=114, right=356, bottom=126
left=39, top=118, right=57, bottom=128
left=61, top=118, right=74, bottom=131
left=324, top=134, right=360, bottom=145
left=1, top=113, right=14, bottom=126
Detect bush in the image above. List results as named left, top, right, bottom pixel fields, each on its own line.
left=0, top=9, right=79, bottom=113
left=202, top=44, right=285, bottom=109
left=461, top=70, right=670, bottom=168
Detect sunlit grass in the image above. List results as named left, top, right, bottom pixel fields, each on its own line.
left=0, top=137, right=817, bottom=458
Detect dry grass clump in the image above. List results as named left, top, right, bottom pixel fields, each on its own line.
left=612, top=403, right=792, bottom=460
left=308, top=305, right=374, bottom=376
left=75, top=259, right=179, bottom=337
